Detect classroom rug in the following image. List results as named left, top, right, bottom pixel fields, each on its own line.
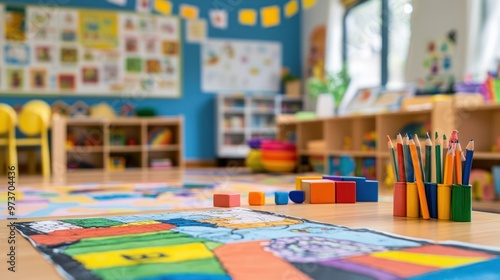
left=0, top=182, right=289, bottom=219
left=14, top=208, right=500, bottom=280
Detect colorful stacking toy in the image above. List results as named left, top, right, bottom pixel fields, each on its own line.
left=261, top=140, right=297, bottom=173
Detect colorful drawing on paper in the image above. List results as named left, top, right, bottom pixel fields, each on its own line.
left=34, top=45, right=54, bottom=63
left=58, top=73, right=76, bottom=91
left=4, top=43, right=30, bottom=65
left=186, top=19, right=206, bottom=43
left=59, top=10, right=78, bottom=42
left=82, top=67, right=99, bottom=84
left=4, top=5, right=26, bottom=41
left=0, top=182, right=288, bottom=218
left=126, top=57, right=142, bottom=73
left=202, top=39, right=282, bottom=92
left=30, top=68, right=48, bottom=90
left=5, top=68, right=24, bottom=90
left=14, top=208, right=500, bottom=280
left=421, top=30, right=456, bottom=92
left=27, top=7, right=57, bottom=41
left=79, top=11, right=118, bottom=50
left=209, top=9, right=227, bottom=29
left=61, top=47, right=78, bottom=64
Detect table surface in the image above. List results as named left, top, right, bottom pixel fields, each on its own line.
left=2, top=202, right=500, bottom=279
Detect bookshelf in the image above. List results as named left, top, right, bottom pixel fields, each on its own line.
left=51, top=116, right=183, bottom=178
left=217, top=94, right=303, bottom=159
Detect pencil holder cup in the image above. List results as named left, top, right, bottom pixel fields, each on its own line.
left=437, top=184, right=452, bottom=220
left=451, top=184, right=472, bottom=222
left=424, top=182, right=438, bottom=219
left=393, top=182, right=407, bottom=217
left=406, top=182, right=419, bottom=218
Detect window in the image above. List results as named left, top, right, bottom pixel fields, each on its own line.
left=343, top=0, right=412, bottom=87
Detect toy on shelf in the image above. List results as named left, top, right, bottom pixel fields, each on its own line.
left=150, top=158, right=172, bottom=169
left=399, top=121, right=431, bottom=139
left=90, top=103, right=117, bottom=119
left=120, top=104, right=135, bottom=117
left=361, top=131, right=376, bottom=151
left=148, top=127, right=172, bottom=146
left=343, top=136, right=352, bottom=150
left=127, top=138, right=138, bottom=146
left=355, top=158, right=376, bottom=180
left=135, top=107, right=157, bottom=117
left=470, top=169, right=495, bottom=202
left=309, top=156, right=324, bottom=173
left=109, top=157, right=125, bottom=171
left=109, top=129, right=126, bottom=146
left=260, top=140, right=296, bottom=173
left=328, top=156, right=355, bottom=176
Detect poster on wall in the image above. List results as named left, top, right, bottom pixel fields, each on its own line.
left=0, top=4, right=181, bottom=98
left=201, top=39, right=282, bottom=92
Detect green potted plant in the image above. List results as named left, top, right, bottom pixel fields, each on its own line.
left=307, top=65, right=350, bottom=114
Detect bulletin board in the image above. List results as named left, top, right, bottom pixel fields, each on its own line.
left=0, top=3, right=182, bottom=98
left=202, top=39, right=282, bottom=93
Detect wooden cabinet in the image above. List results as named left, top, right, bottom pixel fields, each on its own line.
left=51, top=116, right=183, bottom=178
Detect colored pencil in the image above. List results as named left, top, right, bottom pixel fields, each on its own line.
left=442, top=134, right=448, bottom=179
left=455, top=141, right=463, bottom=184
left=414, top=134, right=426, bottom=182
left=435, top=132, right=442, bottom=184
left=463, top=140, right=474, bottom=185
left=396, top=133, right=406, bottom=182
left=425, top=133, right=432, bottom=182
left=404, top=134, right=414, bottom=182
left=409, top=138, right=430, bottom=219
left=444, top=144, right=455, bottom=185
left=387, top=135, right=399, bottom=182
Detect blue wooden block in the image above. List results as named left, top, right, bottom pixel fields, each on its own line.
left=275, top=192, right=289, bottom=205
left=322, top=175, right=343, bottom=182
left=341, top=176, right=366, bottom=201
left=356, top=180, right=379, bottom=202
left=288, top=190, right=305, bottom=204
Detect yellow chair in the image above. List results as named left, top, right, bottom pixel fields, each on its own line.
left=0, top=104, right=18, bottom=174
left=17, top=100, right=52, bottom=177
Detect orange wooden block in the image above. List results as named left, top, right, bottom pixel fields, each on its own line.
left=302, top=179, right=335, bottom=203
left=248, top=192, right=265, bottom=205
left=310, top=181, right=336, bottom=204
left=213, top=194, right=240, bottom=207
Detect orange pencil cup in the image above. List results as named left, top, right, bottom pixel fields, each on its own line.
left=406, top=182, right=419, bottom=218
left=437, top=184, right=452, bottom=220
left=393, top=182, right=407, bottom=217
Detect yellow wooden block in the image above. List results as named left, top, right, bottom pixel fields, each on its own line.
left=295, top=176, right=322, bottom=190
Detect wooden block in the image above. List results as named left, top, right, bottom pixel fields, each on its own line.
left=301, top=179, right=333, bottom=203
left=274, top=192, right=289, bottom=205
left=289, top=190, right=305, bottom=203
left=322, top=175, right=343, bottom=182
left=213, top=194, right=240, bottom=207
left=336, top=181, right=356, bottom=203
left=248, top=192, right=265, bottom=205
left=295, top=176, right=322, bottom=190
left=310, top=181, right=335, bottom=204
left=357, top=180, right=378, bottom=202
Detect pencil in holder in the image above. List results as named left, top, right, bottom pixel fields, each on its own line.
left=451, top=184, right=472, bottom=222
left=424, top=182, right=438, bottom=219
left=393, top=182, right=407, bottom=217
left=437, top=184, right=451, bottom=220
left=406, top=182, right=419, bottom=218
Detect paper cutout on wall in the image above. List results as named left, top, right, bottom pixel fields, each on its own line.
left=202, top=39, right=282, bottom=92
left=261, top=6, right=280, bottom=28
left=285, top=0, right=299, bottom=18
left=239, top=9, right=257, bottom=26
left=302, top=0, right=317, bottom=10
left=79, top=11, right=118, bottom=50
left=107, top=0, right=127, bottom=6
left=186, top=19, right=206, bottom=43
left=154, top=0, right=172, bottom=15
left=136, top=0, right=151, bottom=13
left=5, top=5, right=26, bottom=41
left=180, top=4, right=199, bottom=20
left=209, top=9, right=228, bottom=29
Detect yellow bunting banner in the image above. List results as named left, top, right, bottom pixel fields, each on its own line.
left=284, top=0, right=299, bottom=18
left=261, top=6, right=280, bottom=28
left=239, top=9, right=257, bottom=26
left=180, top=4, right=199, bottom=19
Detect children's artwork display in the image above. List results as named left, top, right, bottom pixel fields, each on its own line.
left=14, top=208, right=500, bottom=279
left=0, top=4, right=181, bottom=98
left=202, top=39, right=282, bottom=92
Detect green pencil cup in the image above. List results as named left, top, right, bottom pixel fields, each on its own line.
left=451, top=184, right=472, bottom=222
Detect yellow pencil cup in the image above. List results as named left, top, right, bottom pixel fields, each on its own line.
left=406, top=182, right=419, bottom=218
left=438, top=184, right=452, bottom=220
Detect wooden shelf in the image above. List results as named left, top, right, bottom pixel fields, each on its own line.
left=328, top=150, right=377, bottom=157
left=52, top=117, right=184, bottom=176
left=472, top=201, right=500, bottom=213
left=109, top=146, right=142, bottom=152
left=67, top=146, right=104, bottom=153
left=473, top=152, right=500, bottom=160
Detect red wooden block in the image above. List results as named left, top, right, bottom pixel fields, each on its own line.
left=213, top=194, right=241, bottom=207
left=335, top=181, right=356, bottom=203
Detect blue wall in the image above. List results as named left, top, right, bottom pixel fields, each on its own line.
left=0, top=0, right=302, bottom=160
